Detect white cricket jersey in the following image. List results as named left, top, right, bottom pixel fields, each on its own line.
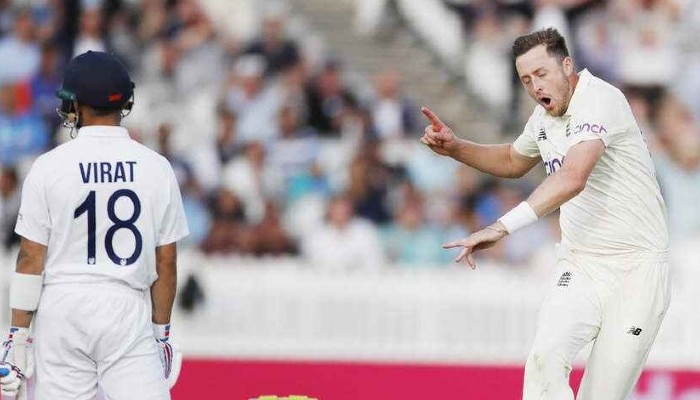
left=15, top=126, right=189, bottom=290
left=513, top=69, right=669, bottom=257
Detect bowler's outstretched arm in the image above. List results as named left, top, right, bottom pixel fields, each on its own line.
left=420, top=107, right=540, bottom=178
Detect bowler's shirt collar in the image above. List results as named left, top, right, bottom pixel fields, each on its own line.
left=564, top=69, right=593, bottom=117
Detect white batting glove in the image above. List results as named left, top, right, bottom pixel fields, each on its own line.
left=1, top=327, right=34, bottom=399
left=153, top=323, right=182, bottom=389
left=0, top=363, right=21, bottom=398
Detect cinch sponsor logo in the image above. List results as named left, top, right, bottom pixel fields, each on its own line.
left=573, top=122, right=607, bottom=136
left=544, top=156, right=565, bottom=175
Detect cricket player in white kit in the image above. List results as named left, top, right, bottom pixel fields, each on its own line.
left=0, top=51, right=189, bottom=399
left=421, top=29, right=670, bottom=399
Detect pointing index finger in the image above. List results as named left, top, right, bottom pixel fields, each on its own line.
left=442, top=240, right=463, bottom=249
left=421, top=107, right=444, bottom=131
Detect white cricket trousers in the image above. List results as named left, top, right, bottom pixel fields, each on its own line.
left=523, top=246, right=670, bottom=400
left=31, top=283, right=170, bottom=400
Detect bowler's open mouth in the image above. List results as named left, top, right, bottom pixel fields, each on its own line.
left=539, top=96, right=552, bottom=108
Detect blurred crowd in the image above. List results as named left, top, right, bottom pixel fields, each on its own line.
left=0, top=0, right=556, bottom=272
left=3, top=0, right=698, bottom=273
left=454, top=0, right=700, bottom=239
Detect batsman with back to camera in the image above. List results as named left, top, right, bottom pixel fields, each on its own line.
left=0, top=51, right=189, bottom=399
left=421, top=28, right=670, bottom=399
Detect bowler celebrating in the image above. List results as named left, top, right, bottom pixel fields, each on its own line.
left=421, top=28, right=669, bottom=400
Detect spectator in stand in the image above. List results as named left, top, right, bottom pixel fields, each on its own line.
left=71, top=4, right=108, bottom=57
left=200, top=188, right=246, bottom=255
left=250, top=200, right=298, bottom=256
left=30, top=41, right=63, bottom=146
left=337, top=91, right=370, bottom=142
left=0, top=83, right=49, bottom=167
left=495, top=184, right=556, bottom=264
left=215, top=105, right=244, bottom=166
left=107, top=5, right=140, bottom=70
left=188, top=104, right=244, bottom=195
left=0, top=6, right=40, bottom=84
left=575, top=10, right=618, bottom=83
left=243, top=3, right=299, bottom=77
left=0, top=1, right=14, bottom=37
left=464, top=8, right=513, bottom=112
left=135, top=34, right=181, bottom=130
left=0, top=167, right=20, bottom=250
left=314, top=92, right=369, bottom=194
left=531, top=0, right=571, bottom=47
left=443, top=195, right=478, bottom=244
left=468, top=178, right=502, bottom=228
left=405, top=139, right=461, bottom=194
left=433, top=166, right=483, bottom=243
left=222, top=141, right=284, bottom=224
left=169, top=0, right=224, bottom=95
left=157, top=123, right=197, bottom=190
left=613, top=0, right=681, bottom=106
left=302, top=194, right=385, bottom=272
left=278, top=61, right=309, bottom=115
left=346, top=141, right=394, bottom=225
left=28, top=2, right=58, bottom=44
left=157, top=123, right=210, bottom=246
left=137, top=0, right=169, bottom=44
left=226, top=55, right=282, bottom=143
left=652, top=94, right=700, bottom=238
left=269, top=105, right=325, bottom=203
left=673, top=1, right=700, bottom=121
left=305, top=60, right=351, bottom=136
left=626, top=90, right=656, bottom=138
left=368, top=69, right=417, bottom=140
left=383, top=192, right=450, bottom=267
left=420, top=166, right=481, bottom=243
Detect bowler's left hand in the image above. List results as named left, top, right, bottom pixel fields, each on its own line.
left=442, top=222, right=509, bottom=268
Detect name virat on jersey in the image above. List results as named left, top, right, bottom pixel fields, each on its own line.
left=79, top=161, right=137, bottom=183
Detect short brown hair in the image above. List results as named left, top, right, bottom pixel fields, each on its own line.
left=512, top=28, right=569, bottom=62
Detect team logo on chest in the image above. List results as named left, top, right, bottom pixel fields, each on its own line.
left=557, top=271, right=572, bottom=287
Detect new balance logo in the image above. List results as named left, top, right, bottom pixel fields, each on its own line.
left=627, top=327, right=643, bottom=336
left=537, top=128, right=547, bottom=141
left=557, top=271, right=572, bottom=287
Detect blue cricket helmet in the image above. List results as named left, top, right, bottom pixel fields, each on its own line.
left=56, top=51, right=134, bottom=109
